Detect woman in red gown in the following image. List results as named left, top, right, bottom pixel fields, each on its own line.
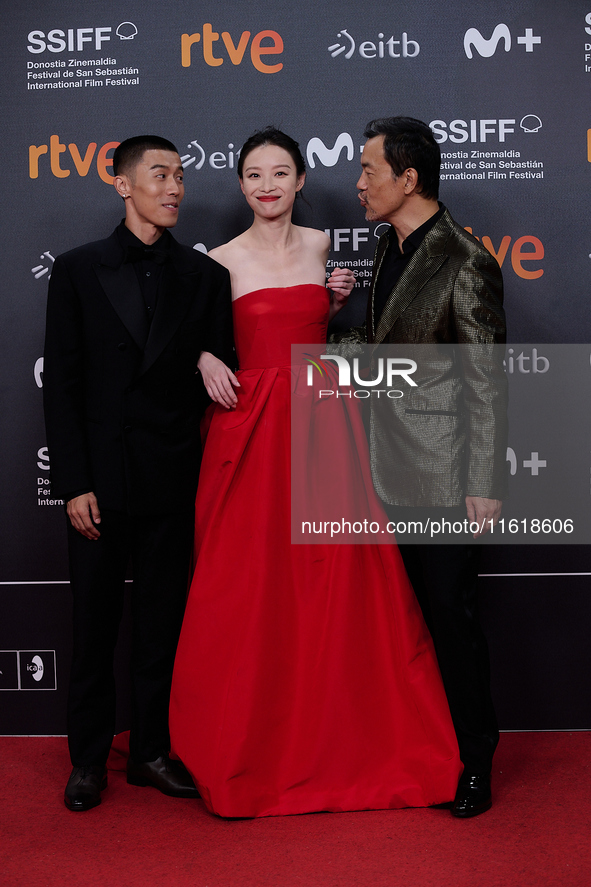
left=169, top=128, right=461, bottom=818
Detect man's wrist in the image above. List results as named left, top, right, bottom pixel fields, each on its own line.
left=66, top=489, right=92, bottom=503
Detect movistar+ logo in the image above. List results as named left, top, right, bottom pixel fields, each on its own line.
left=464, top=23, right=541, bottom=58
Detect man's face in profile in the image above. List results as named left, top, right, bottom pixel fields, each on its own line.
left=356, top=136, right=407, bottom=225
left=120, top=149, right=185, bottom=230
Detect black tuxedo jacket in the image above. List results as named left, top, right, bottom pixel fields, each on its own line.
left=43, top=226, right=233, bottom=515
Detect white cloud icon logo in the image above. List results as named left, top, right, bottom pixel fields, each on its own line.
left=116, top=22, right=138, bottom=40
left=520, top=115, right=542, bottom=133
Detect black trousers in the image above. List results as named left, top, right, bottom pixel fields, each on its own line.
left=66, top=507, right=194, bottom=767
left=385, top=505, right=499, bottom=776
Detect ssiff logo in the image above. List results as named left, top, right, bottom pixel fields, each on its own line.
left=464, top=23, right=541, bottom=58
left=27, top=23, right=137, bottom=53
left=431, top=116, right=542, bottom=144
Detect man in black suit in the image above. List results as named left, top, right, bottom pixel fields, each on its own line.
left=43, top=135, right=236, bottom=811
left=356, top=117, right=507, bottom=817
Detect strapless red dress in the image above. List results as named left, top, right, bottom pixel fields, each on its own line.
left=170, top=285, right=461, bottom=818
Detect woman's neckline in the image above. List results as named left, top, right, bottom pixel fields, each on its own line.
left=232, top=283, right=328, bottom=303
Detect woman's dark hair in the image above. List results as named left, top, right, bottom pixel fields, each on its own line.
left=237, top=127, right=306, bottom=179
left=363, top=117, right=440, bottom=201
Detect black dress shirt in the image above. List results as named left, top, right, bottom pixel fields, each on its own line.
left=374, top=204, right=445, bottom=324
left=117, top=221, right=172, bottom=322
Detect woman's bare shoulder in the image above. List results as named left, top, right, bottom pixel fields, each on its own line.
left=208, top=233, right=251, bottom=269
left=296, top=226, right=331, bottom=250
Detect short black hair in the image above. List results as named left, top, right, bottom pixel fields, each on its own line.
left=237, top=127, right=306, bottom=179
left=113, top=135, right=179, bottom=177
left=363, top=117, right=440, bottom=201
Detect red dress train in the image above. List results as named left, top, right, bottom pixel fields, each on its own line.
left=170, top=285, right=461, bottom=817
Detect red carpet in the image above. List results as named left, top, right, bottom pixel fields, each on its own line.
left=1, top=732, right=589, bottom=886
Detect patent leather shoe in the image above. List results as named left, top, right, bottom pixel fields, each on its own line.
left=451, top=774, right=492, bottom=818
left=64, top=765, right=107, bottom=811
left=127, top=754, right=199, bottom=798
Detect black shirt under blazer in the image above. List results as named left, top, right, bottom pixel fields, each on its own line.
left=43, top=226, right=233, bottom=515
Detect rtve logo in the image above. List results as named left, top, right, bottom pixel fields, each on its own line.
left=463, top=23, right=541, bottom=59
left=181, top=24, right=283, bottom=73
left=465, top=229, right=544, bottom=280
left=323, top=224, right=544, bottom=281
left=29, top=136, right=119, bottom=182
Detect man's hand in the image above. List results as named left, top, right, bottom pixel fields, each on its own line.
left=67, top=492, right=101, bottom=540
left=197, top=351, right=240, bottom=409
left=327, top=267, right=355, bottom=320
left=465, top=496, right=502, bottom=538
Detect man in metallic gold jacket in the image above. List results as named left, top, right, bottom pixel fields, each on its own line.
left=357, top=117, right=507, bottom=817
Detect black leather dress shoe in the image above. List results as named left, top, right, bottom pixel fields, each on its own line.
left=451, top=774, right=492, bottom=818
left=64, top=765, right=107, bottom=811
left=127, top=754, right=199, bottom=798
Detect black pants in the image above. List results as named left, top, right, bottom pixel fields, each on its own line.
left=66, top=507, right=194, bottom=767
left=385, top=505, right=499, bottom=775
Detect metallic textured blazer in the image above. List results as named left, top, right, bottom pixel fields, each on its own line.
left=366, top=209, right=508, bottom=507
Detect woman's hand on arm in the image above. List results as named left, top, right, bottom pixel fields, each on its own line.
left=197, top=351, right=240, bottom=409
left=327, top=267, right=355, bottom=320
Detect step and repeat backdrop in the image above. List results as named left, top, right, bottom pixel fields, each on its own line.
left=1, top=0, right=590, bottom=734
